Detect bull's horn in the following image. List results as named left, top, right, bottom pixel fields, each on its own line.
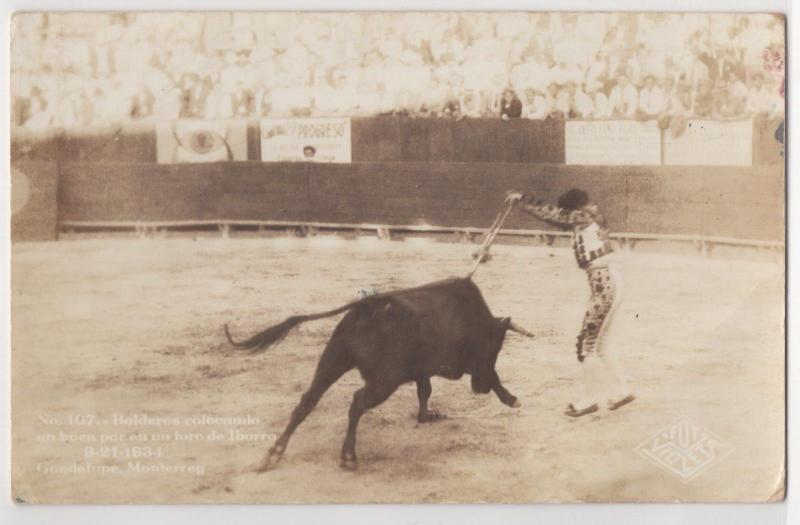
left=508, top=320, right=535, bottom=338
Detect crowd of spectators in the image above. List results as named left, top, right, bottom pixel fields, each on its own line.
left=11, top=12, right=785, bottom=132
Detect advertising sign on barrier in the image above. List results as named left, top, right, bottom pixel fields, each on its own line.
left=663, top=119, right=753, bottom=166
left=565, top=120, right=661, bottom=165
left=260, top=117, right=351, bottom=163
left=156, top=119, right=248, bottom=163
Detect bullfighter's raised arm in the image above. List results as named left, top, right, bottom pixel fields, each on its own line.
left=508, top=192, right=596, bottom=229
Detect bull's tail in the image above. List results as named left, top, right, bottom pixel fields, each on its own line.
left=224, top=300, right=359, bottom=354
left=225, top=277, right=470, bottom=354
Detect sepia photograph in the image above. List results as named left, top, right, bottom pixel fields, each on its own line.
left=8, top=10, right=786, bottom=504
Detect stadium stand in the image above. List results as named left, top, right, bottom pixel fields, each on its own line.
left=11, top=13, right=785, bottom=129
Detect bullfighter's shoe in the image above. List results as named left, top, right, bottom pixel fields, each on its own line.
left=564, top=402, right=599, bottom=417
left=607, top=393, right=636, bottom=411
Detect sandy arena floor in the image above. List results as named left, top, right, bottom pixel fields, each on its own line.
left=10, top=236, right=785, bottom=503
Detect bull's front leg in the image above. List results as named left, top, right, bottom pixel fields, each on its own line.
left=416, top=377, right=446, bottom=423
left=490, top=370, right=521, bottom=408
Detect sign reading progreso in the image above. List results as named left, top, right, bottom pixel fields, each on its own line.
left=565, top=120, right=661, bottom=166
left=260, top=118, right=352, bottom=163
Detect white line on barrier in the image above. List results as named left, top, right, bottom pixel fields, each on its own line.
left=58, top=220, right=785, bottom=250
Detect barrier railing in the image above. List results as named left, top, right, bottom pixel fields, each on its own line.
left=59, top=219, right=784, bottom=256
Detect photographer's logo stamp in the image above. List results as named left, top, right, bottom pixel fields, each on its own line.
left=636, top=418, right=733, bottom=482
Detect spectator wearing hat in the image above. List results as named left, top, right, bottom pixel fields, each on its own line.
left=500, top=87, right=522, bottom=119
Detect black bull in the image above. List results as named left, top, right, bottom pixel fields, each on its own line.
left=224, top=277, right=532, bottom=471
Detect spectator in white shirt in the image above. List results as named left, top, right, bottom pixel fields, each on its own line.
left=522, top=52, right=553, bottom=94
left=155, top=85, right=183, bottom=121
left=544, top=82, right=561, bottom=118
left=573, top=82, right=595, bottom=119
left=521, top=87, right=548, bottom=120
left=759, top=76, right=784, bottom=118
left=458, top=87, right=484, bottom=118
left=584, top=51, right=609, bottom=92
left=555, top=81, right=575, bottom=118
left=585, top=81, right=609, bottom=118
left=357, top=81, right=394, bottom=116
left=607, top=75, right=639, bottom=118
left=256, top=86, right=272, bottom=117
left=625, top=47, right=644, bottom=87
left=23, top=85, right=54, bottom=131
left=660, top=76, right=680, bottom=116
left=637, top=75, right=666, bottom=118
left=746, top=73, right=776, bottom=116
left=662, top=79, right=694, bottom=137
left=727, top=72, right=748, bottom=103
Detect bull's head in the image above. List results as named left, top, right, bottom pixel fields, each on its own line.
left=470, top=317, right=513, bottom=394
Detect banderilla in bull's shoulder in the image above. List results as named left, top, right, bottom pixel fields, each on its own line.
left=223, top=277, right=534, bottom=472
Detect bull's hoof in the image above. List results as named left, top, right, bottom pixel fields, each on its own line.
left=511, top=399, right=522, bottom=409
left=340, top=452, right=358, bottom=471
left=502, top=396, right=520, bottom=408
left=417, top=409, right=447, bottom=423
left=254, top=445, right=284, bottom=473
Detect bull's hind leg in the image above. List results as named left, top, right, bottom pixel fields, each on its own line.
left=256, top=343, right=353, bottom=473
left=340, top=381, right=398, bottom=471
left=416, top=377, right=446, bottom=423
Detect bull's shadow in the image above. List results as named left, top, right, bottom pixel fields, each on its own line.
left=224, top=276, right=532, bottom=471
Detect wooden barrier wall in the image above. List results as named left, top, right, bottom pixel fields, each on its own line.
left=10, top=161, right=60, bottom=242
left=56, top=162, right=784, bottom=241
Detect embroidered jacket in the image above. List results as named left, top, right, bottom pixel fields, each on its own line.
left=520, top=195, right=614, bottom=269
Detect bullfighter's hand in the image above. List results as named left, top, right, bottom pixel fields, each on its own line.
left=504, top=191, right=524, bottom=205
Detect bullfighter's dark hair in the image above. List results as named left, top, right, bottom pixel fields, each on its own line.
left=557, top=188, right=589, bottom=211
